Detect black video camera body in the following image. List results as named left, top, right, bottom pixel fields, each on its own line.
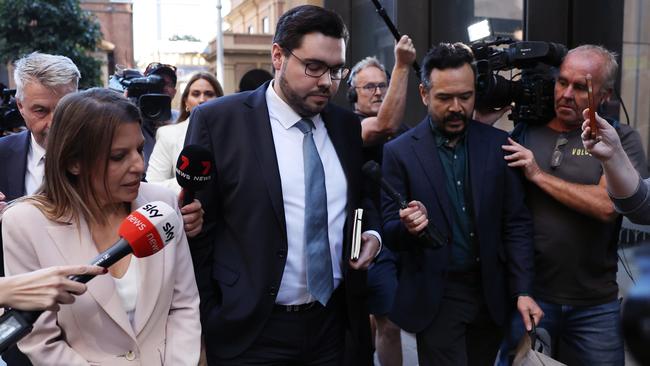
left=471, top=39, right=567, bottom=125
left=109, top=69, right=171, bottom=122
left=0, top=89, right=26, bottom=137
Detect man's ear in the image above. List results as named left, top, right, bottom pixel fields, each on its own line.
left=600, top=87, right=613, bottom=104
left=419, top=83, right=429, bottom=107
left=271, top=43, right=285, bottom=72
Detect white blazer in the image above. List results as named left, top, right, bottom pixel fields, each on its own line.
left=146, top=120, right=189, bottom=195
left=1, top=183, right=201, bottom=366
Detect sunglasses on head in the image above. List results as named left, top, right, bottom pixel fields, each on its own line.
left=144, top=62, right=177, bottom=75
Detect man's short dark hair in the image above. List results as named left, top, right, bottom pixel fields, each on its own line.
left=420, top=42, right=475, bottom=89
left=273, top=5, right=349, bottom=53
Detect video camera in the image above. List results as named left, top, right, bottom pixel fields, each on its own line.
left=0, top=89, right=26, bottom=136
left=471, top=38, right=567, bottom=125
left=108, top=69, right=171, bottom=122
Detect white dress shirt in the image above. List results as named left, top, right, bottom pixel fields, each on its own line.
left=25, top=134, right=45, bottom=195
left=146, top=119, right=189, bottom=195
left=266, top=83, right=349, bottom=305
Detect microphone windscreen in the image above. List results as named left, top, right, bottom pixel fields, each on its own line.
left=362, top=160, right=382, bottom=182
left=175, top=145, right=214, bottom=191
left=118, top=201, right=182, bottom=258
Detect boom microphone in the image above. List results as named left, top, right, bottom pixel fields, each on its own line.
left=0, top=201, right=182, bottom=355
left=175, top=144, right=214, bottom=206
left=362, top=160, right=446, bottom=249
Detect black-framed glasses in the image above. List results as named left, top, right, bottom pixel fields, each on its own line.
left=286, top=49, right=350, bottom=80
left=550, top=134, right=569, bottom=169
left=357, top=82, right=388, bottom=94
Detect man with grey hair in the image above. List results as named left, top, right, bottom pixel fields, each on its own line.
left=0, top=52, right=80, bottom=207
left=348, top=35, right=415, bottom=148
left=346, top=35, right=415, bottom=366
left=496, top=44, right=648, bottom=365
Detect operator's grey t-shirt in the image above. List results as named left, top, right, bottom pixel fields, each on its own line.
left=524, top=125, right=619, bottom=306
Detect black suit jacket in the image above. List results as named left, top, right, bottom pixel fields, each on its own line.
left=0, top=130, right=29, bottom=202
left=185, top=82, right=378, bottom=363
left=382, top=118, right=534, bottom=333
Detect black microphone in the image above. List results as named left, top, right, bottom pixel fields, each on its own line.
left=0, top=201, right=182, bottom=355
left=175, top=144, right=214, bottom=206
left=362, top=160, right=446, bottom=249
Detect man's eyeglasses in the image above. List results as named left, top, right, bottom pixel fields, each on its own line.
left=356, top=82, right=388, bottom=94
left=286, top=49, right=350, bottom=80
left=550, top=134, right=569, bottom=169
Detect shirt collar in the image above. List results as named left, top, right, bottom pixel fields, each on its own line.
left=265, top=81, right=323, bottom=129
left=29, top=133, right=46, bottom=162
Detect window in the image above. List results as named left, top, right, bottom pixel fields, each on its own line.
left=248, top=25, right=254, bottom=34
left=262, top=17, right=270, bottom=33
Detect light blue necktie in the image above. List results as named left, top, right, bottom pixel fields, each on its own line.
left=295, top=118, right=334, bottom=306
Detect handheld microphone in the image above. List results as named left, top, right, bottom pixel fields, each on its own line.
left=0, top=201, right=182, bottom=355
left=175, top=145, right=214, bottom=206
left=362, top=160, right=446, bottom=249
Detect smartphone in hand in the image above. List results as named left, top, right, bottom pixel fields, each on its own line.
left=586, top=74, right=598, bottom=137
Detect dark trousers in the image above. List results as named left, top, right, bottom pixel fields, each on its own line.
left=212, top=293, right=345, bottom=366
left=416, top=273, right=503, bottom=366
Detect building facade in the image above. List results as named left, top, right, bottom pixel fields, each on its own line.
left=80, top=0, right=135, bottom=83
left=206, top=0, right=322, bottom=94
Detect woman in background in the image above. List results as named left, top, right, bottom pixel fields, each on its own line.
left=146, top=72, right=223, bottom=194
left=2, top=88, right=200, bottom=365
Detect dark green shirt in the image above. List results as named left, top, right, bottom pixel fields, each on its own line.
left=430, top=121, right=479, bottom=272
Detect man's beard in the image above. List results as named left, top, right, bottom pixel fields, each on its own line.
left=278, top=67, right=330, bottom=118
left=433, top=111, right=468, bottom=138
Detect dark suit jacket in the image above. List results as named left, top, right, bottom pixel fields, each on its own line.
left=0, top=130, right=29, bottom=202
left=382, top=118, right=534, bottom=333
left=185, top=82, right=378, bottom=363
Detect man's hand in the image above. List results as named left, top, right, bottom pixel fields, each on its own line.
left=502, top=138, right=543, bottom=182
left=581, top=109, right=622, bottom=162
left=349, top=233, right=380, bottom=270
left=517, top=295, right=544, bottom=331
left=399, top=200, right=429, bottom=236
left=180, top=199, right=204, bottom=238
left=0, top=265, right=107, bottom=311
left=395, top=35, right=416, bottom=68
left=0, top=191, right=7, bottom=214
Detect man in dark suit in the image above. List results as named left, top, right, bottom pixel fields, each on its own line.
left=0, top=53, right=80, bottom=207
left=381, top=42, right=542, bottom=366
left=185, top=5, right=381, bottom=365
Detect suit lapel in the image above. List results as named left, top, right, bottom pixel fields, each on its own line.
left=244, top=84, right=287, bottom=232
left=466, top=122, right=488, bottom=219
left=410, top=120, right=452, bottom=230
left=0, top=131, right=29, bottom=200
left=131, top=194, right=164, bottom=336
left=46, top=219, right=137, bottom=340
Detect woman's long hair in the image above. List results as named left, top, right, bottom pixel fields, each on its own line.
left=29, top=88, right=142, bottom=226
left=177, top=72, right=224, bottom=122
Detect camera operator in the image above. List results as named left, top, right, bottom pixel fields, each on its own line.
left=496, top=45, right=648, bottom=365
left=144, top=62, right=180, bottom=123
left=346, top=35, right=415, bottom=366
